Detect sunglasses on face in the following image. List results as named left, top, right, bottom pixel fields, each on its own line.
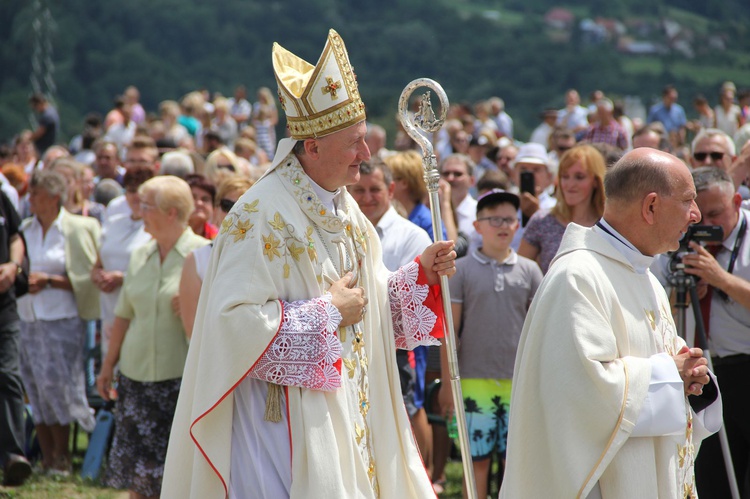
left=219, top=198, right=236, bottom=212
left=440, top=171, right=465, bottom=179
left=217, top=163, right=236, bottom=172
left=693, top=152, right=725, bottom=162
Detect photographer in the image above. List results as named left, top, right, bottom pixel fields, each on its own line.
left=681, top=167, right=750, bottom=499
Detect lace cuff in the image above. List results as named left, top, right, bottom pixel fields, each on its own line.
left=249, top=293, right=343, bottom=391
left=389, top=259, right=444, bottom=350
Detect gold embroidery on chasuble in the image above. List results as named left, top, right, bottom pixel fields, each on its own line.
left=278, top=155, right=379, bottom=493
left=647, top=303, right=697, bottom=497
left=220, top=199, right=259, bottom=242
left=262, top=212, right=309, bottom=279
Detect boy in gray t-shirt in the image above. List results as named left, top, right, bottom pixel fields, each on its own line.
left=440, top=189, right=542, bottom=499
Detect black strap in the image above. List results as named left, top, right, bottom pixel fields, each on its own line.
left=717, top=215, right=746, bottom=301
left=595, top=221, right=633, bottom=251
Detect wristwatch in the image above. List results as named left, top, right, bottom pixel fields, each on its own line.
left=11, top=260, right=22, bottom=275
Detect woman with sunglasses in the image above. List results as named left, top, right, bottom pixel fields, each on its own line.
left=179, top=175, right=253, bottom=337
left=518, top=145, right=606, bottom=274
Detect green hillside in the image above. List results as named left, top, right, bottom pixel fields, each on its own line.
left=1, top=0, right=748, bottom=143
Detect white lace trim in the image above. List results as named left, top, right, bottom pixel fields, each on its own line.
left=389, top=261, right=441, bottom=349
left=249, top=293, right=343, bottom=391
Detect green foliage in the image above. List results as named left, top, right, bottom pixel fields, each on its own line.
left=0, top=0, right=748, bottom=144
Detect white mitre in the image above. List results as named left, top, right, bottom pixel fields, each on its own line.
left=266, top=29, right=367, bottom=173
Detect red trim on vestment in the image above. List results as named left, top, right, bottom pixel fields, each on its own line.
left=402, top=398, right=439, bottom=499
left=415, top=256, right=445, bottom=339
left=189, top=299, right=285, bottom=499
left=286, top=386, right=293, bottom=478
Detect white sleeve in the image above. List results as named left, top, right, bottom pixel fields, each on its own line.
left=691, top=371, right=723, bottom=442
left=631, top=353, right=687, bottom=437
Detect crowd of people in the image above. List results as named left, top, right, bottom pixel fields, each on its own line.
left=1, top=29, right=750, bottom=497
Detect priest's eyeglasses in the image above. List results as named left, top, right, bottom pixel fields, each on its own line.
left=477, top=216, right=517, bottom=227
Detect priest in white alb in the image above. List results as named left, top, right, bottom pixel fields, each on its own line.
left=162, top=29, right=455, bottom=499
left=500, top=148, right=723, bottom=499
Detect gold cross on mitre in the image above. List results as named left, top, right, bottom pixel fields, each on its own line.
left=322, top=76, right=342, bottom=99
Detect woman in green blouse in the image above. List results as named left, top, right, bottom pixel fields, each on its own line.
left=96, top=176, right=208, bottom=499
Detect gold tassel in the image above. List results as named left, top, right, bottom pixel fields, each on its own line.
left=264, top=383, right=283, bottom=422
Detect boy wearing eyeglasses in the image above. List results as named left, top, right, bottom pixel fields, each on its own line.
left=438, top=189, right=542, bottom=498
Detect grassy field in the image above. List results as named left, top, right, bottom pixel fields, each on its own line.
left=0, top=430, right=475, bottom=498
left=0, top=461, right=471, bottom=498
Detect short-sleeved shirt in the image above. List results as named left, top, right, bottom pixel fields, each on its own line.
left=647, top=102, right=687, bottom=133
left=115, top=228, right=209, bottom=382
left=34, top=105, right=60, bottom=154
left=583, top=121, right=629, bottom=150
left=0, top=190, right=21, bottom=323
left=449, top=248, right=543, bottom=378
left=521, top=210, right=567, bottom=274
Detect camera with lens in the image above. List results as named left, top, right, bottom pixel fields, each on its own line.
left=667, top=224, right=724, bottom=273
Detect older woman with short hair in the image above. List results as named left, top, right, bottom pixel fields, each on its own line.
left=18, top=169, right=100, bottom=474
left=97, top=175, right=208, bottom=499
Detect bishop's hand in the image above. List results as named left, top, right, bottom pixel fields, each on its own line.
left=330, top=272, right=366, bottom=327
left=420, top=240, right=457, bottom=285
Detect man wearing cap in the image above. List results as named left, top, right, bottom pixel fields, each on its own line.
left=500, top=148, right=722, bottom=498
left=163, top=30, right=455, bottom=499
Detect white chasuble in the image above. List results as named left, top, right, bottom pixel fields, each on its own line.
left=162, top=153, right=440, bottom=499
left=500, top=224, right=720, bottom=499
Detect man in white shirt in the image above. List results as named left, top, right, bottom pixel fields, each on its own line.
left=556, top=89, right=589, bottom=134
left=529, top=109, right=558, bottom=147
left=501, top=148, right=722, bottom=498
left=348, top=159, right=431, bottom=271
